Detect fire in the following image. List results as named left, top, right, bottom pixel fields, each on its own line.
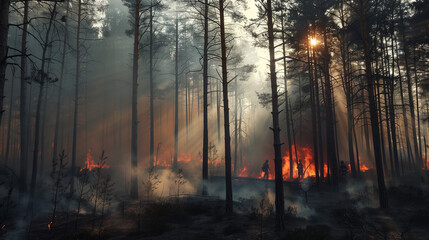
left=358, top=156, right=371, bottom=172
left=239, top=145, right=327, bottom=180
left=155, top=152, right=197, bottom=167
left=238, top=166, right=248, bottom=177
left=80, top=149, right=110, bottom=171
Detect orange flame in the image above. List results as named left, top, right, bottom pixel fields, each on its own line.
left=80, top=149, right=110, bottom=171
left=155, top=152, right=202, bottom=168
left=238, top=145, right=328, bottom=180
left=238, top=166, right=248, bottom=177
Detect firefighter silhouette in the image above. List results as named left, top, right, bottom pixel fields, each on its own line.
left=262, top=160, right=270, bottom=179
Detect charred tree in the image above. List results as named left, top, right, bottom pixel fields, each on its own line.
left=52, top=1, right=70, bottom=169
left=19, top=0, right=30, bottom=195
left=202, top=0, right=209, bottom=195
left=127, top=0, right=141, bottom=199
left=71, top=0, right=83, bottom=194
left=149, top=2, right=154, bottom=168
left=266, top=0, right=284, bottom=230
left=0, top=0, right=8, bottom=125
left=29, top=2, right=58, bottom=214
left=358, top=0, right=388, bottom=208
left=219, top=0, right=233, bottom=215
left=174, top=15, right=179, bottom=170
left=281, top=13, right=293, bottom=180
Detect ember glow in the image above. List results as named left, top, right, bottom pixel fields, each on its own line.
left=80, top=149, right=110, bottom=171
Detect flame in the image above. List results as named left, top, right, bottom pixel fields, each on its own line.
left=48, top=221, right=52, bottom=231
left=358, top=156, right=372, bottom=172
left=155, top=152, right=197, bottom=167
left=238, top=166, right=248, bottom=177
left=80, top=149, right=110, bottom=171
left=238, top=145, right=328, bottom=180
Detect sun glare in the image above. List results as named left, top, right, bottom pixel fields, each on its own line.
left=310, top=37, right=317, bottom=46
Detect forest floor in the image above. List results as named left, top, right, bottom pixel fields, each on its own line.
left=5, top=171, right=429, bottom=240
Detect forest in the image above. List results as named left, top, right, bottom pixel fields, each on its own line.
left=0, top=0, right=428, bottom=239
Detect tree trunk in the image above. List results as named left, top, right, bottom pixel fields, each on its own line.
left=322, top=30, right=338, bottom=190
left=358, top=0, right=388, bottom=208
left=4, top=70, right=15, bottom=165
left=19, top=0, right=30, bottom=195
left=400, top=9, right=421, bottom=168
left=313, top=44, right=322, bottom=184
left=130, top=0, right=140, bottom=199
left=381, top=36, right=395, bottom=176
left=202, top=0, right=209, bottom=195
left=71, top=0, right=83, bottom=195
left=219, top=0, right=233, bottom=215
left=174, top=15, right=179, bottom=170
left=29, top=2, right=57, bottom=214
left=281, top=13, right=293, bottom=180
left=395, top=39, right=414, bottom=170
left=266, top=0, right=284, bottom=230
left=0, top=0, right=8, bottom=125
left=217, top=78, right=220, bottom=143
left=52, top=1, right=69, bottom=169
left=307, top=38, right=319, bottom=183
left=149, top=3, right=154, bottom=168
left=234, top=76, right=238, bottom=175
left=389, top=29, right=400, bottom=176
left=413, top=49, right=422, bottom=165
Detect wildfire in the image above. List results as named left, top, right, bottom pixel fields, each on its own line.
left=155, top=152, right=200, bottom=168
left=80, top=149, right=110, bottom=171
left=240, top=145, right=327, bottom=180
left=238, top=166, right=248, bottom=177
left=236, top=145, right=377, bottom=180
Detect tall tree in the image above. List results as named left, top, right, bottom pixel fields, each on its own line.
left=174, top=13, right=179, bottom=170
left=219, top=0, right=233, bottom=215
left=357, top=0, right=388, bottom=208
left=202, top=0, right=209, bottom=195
left=29, top=1, right=58, bottom=214
left=266, top=0, right=285, bottom=230
left=19, top=0, right=30, bottom=195
left=52, top=0, right=70, bottom=168
left=123, top=0, right=142, bottom=198
left=0, top=0, right=8, bottom=125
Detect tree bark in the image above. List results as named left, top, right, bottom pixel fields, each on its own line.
left=4, top=70, right=14, bottom=165
left=0, top=0, right=8, bottom=125
left=202, top=0, right=209, bottom=195
left=281, top=13, right=293, bottom=180
left=400, top=9, right=421, bottom=168
left=322, top=30, right=338, bottom=190
left=174, top=15, right=179, bottom=170
left=266, top=0, right=285, bottom=230
left=149, top=3, right=154, bottom=168
left=19, top=0, right=30, bottom=195
left=219, top=0, right=233, bottom=215
left=358, top=0, right=388, bottom=208
left=29, top=2, right=57, bottom=213
left=52, top=1, right=69, bottom=169
left=130, top=0, right=140, bottom=199
left=71, top=0, right=82, bottom=195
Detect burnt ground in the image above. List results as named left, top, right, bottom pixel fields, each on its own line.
left=3, top=171, right=429, bottom=240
